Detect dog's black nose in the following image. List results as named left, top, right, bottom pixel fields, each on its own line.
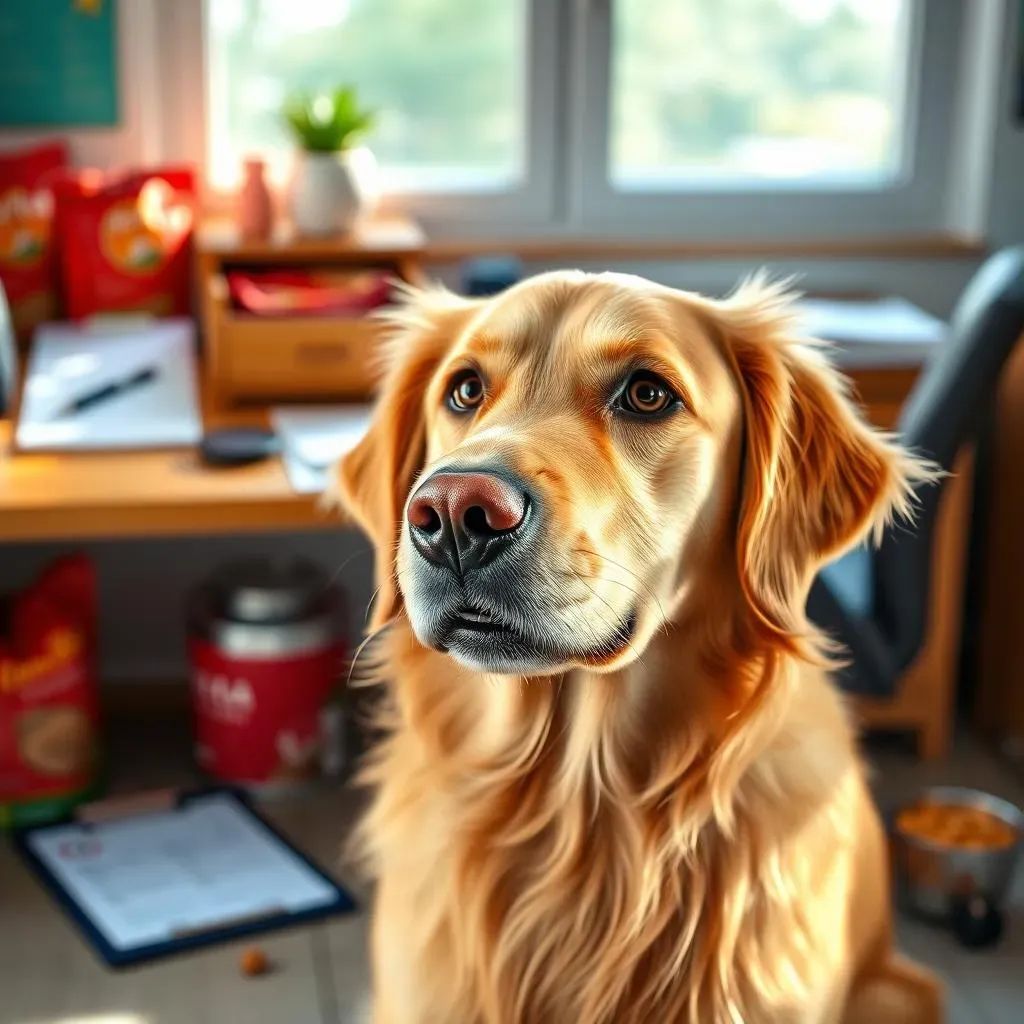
left=408, top=471, right=528, bottom=572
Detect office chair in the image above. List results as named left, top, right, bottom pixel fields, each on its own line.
left=808, top=247, right=1024, bottom=755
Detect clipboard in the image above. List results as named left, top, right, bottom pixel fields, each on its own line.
left=12, top=786, right=357, bottom=969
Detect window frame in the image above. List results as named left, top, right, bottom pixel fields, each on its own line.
left=567, top=0, right=968, bottom=241
left=163, top=0, right=972, bottom=242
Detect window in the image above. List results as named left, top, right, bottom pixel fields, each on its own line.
left=190, top=0, right=966, bottom=239
left=572, top=0, right=961, bottom=238
left=609, top=0, right=909, bottom=189
left=207, top=0, right=527, bottom=192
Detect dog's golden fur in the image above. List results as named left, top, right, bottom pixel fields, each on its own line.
left=337, top=271, right=944, bottom=1023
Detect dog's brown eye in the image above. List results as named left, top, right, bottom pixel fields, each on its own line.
left=619, top=373, right=676, bottom=416
left=448, top=371, right=485, bottom=412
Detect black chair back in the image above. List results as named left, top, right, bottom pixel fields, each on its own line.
left=874, top=247, right=1024, bottom=672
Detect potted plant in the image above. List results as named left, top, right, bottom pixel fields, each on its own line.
left=283, top=85, right=377, bottom=237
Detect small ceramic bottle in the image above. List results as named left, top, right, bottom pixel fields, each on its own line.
left=237, top=157, right=273, bottom=242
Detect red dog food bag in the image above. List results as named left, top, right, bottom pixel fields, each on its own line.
left=0, top=554, right=100, bottom=829
left=61, top=166, right=196, bottom=319
left=0, top=141, right=69, bottom=340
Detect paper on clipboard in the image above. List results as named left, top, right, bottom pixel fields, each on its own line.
left=24, top=791, right=340, bottom=952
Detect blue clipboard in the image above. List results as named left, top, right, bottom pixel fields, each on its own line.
left=12, top=785, right=358, bottom=969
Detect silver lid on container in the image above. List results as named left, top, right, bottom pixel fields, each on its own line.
left=189, top=558, right=343, bottom=660
left=213, top=558, right=327, bottom=624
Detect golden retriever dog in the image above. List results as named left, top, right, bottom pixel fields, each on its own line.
left=337, top=270, right=943, bottom=1024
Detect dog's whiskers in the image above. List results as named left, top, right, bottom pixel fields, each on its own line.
left=570, top=550, right=672, bottom=637
left=574, top=575, right=637, bottom=640
left=364, top=583, right=383, bottom=626
left=346, top=619, right=395, bottom=689
left=577, top=573, right=671, bottom=640
left=555, top=595, right=649, bottom=672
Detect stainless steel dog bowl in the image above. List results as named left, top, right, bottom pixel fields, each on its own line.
left=890, top=786, right=1023, bottom=921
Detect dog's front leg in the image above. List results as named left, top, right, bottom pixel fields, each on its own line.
left=370, top=873, right=471, bottom=1024
left=371, top=1002, right=394, bottom=1024
left=841, top=954, right=945, bottom=1024
left=369, top=877, right=407, bottom=1024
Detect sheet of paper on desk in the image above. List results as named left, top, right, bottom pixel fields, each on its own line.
left=272, top=405, right=373, bottom=494
left=15, top=318, right=201, bottom=451
left=25, top=792, right=339, bottom=952
left=796, top=297, right=947, bottom=367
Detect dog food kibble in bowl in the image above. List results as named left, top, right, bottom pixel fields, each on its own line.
left=891, top=786, right=1023, bottom=928
left=896, top=801, right=1020, bottom=851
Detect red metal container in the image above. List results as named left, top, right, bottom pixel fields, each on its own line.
left=187, top=559, right=345, bottom=793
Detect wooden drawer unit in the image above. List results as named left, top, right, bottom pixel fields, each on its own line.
left=204, top=274, right=385, bottom=401
left=196, top=215, right=426, bottom=405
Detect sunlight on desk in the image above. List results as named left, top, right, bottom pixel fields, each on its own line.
left=15, top=1016, right=150, bottom=1024
left=0, top=421, right=339, bottom=542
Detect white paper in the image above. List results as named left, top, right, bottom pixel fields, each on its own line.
left=15, top=318, right=202, bottom=451
left=26, top=792, right=339, bottom=951
left=796, top=297, right=947, bottom=368
left=272, top=405, right=373, bottom=495
left=280, top=453, right=328, bottom=495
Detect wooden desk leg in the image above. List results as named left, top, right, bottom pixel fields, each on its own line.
left=855, top=448, right=973, bottom=760
left=920, top=449, right=972, bottom=759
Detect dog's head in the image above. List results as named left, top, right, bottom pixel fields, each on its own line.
left=339, top=272, right=929, bottom=676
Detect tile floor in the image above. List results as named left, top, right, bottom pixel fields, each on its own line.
left=1, top=719, right=1021, bottom=1024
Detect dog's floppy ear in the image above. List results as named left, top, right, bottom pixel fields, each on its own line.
left=335, top=284, right=482, bottom=631
left=712, top=278, right=936, bottom=652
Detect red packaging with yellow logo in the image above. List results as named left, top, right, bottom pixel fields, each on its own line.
left=60, top=166, right=196, bottom=320
left=0, top=141, right=69, bottom=340
left=0, top=555, right=100, bottom=828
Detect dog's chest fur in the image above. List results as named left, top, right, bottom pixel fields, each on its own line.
left=361, top=635, right=861, bottom=1024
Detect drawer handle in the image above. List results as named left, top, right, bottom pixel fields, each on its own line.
left=294, top=342, right=351, bottom=364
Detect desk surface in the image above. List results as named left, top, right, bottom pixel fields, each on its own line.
left=0, top=417, right=341, bottom=543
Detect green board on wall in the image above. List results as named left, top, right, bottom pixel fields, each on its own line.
left=0, top=0, right=118, bottom=127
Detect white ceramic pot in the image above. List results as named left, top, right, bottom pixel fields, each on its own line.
left=289, top=150, right=366, bottom=236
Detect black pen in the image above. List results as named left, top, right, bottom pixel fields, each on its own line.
left=55, top=364, right=160, bottom=418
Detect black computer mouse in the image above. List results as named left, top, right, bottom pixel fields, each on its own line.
left=199, top=427, right=281, bottom=467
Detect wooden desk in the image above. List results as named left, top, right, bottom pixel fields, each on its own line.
left=0, top=416, right=339, bottom=543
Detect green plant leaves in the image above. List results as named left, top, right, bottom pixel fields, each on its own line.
left=283, top=85, right=377, bottom=152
